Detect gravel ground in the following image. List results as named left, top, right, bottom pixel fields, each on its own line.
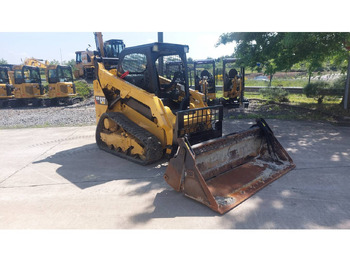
left=0, top=97, right=96, bottom=128
left=0, top=98, right=314, bottom=129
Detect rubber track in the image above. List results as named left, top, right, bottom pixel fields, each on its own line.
left=96, top=112, right=163, bottom=165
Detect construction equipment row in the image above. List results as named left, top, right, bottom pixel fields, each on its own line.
left=0, top=61, right=81, bottom=108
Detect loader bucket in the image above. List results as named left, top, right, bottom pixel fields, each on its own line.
left=164, top=119, right=295, bottom=214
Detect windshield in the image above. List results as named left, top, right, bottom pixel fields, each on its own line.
left=15, top=67, right=41, bottom=84
left=157, top=55, right=187, bottom=85
left=0, top=68, right=9, bottom=84
left=194, top=62, right=215, bottom=89
left=104, top=42, right=124, bottom=58
left=58, top=67, right=73, bottom=82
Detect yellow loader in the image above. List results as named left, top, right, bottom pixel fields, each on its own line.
left=93, top=33, right=295, bottom=214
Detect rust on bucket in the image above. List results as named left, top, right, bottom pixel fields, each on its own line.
left=164, top=119, right=295, bottom=214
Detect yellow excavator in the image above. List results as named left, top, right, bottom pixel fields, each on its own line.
left=0, top=66, right=14, bottom=107
left=221, top=58, right=249, bottom=108
left=8, top=64, right=46, bottom=107
left=194, top=59, right=217, bottom=104
left=24, top=58, right=81, bottom=105
left=45, top=64, right=82, bottom=105
left=93, top=32, right=295, bottom=214
left=23, top=57, right=49, bottom=69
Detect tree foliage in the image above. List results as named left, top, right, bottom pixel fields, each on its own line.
left=0, top=58, right=8, bottom=65
left=216, top=32, right=298, bottom=85
left=216, top=32, right=350, bottom=84
left=49, top=59, right=60, bottom=65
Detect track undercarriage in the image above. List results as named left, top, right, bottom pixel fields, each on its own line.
left=96, top=112, right=163, bottom=165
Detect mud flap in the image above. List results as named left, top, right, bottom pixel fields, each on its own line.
left=164, top=119, right=295, bottom=214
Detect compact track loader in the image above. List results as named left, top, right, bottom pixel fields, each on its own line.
left=92, top=33, right=295, bottom=214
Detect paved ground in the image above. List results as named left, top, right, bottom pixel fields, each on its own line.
left=1, top=119, right=350, bottom=229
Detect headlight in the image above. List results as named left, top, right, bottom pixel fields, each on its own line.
left=152, top=45, right=159, bottom=52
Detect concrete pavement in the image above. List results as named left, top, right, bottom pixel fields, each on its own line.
left=0, top=119, right=350, bottom=229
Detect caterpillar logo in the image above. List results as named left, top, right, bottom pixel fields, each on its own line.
left=95, top=96, right=107, bottom=105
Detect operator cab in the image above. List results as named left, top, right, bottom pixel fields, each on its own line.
left=104, top=39, right=125, bottom=58
left=194, top=59, right=216, bottom=96
left=0, top=67, right=9, bottom=84
left=47, top=65, right=74, bottom=84
left=117, top=42, right=190, bottom=112
left=14, top=65, right=41, bottom=85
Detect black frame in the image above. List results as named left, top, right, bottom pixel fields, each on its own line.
left=116, top=42, right=190, bottom=108
left=222, top=58, right=245, bottom=104
left=193, top=59, right=216, bottom=99
left=175, top=105, right=223, bottom=145
left=48, top=65, right=74, bottom=84
left=0, top=66, right=9, bottom=84
left=103, top=39, right=125, bottom=58
left=14, top=66, right=42, bottom=85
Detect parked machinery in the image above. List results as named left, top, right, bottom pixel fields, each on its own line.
left=23, top=57, right=49, bottom=69
left=8, top=65, right=46, bottom=107
left=194, top=59, right=216, bottom=104
left=222, top=58, right=249, bottom=108
left=74, top=50, right=95, bottom=79
left=74, top=35, right=125, bottom=79
left=92, top=32, right=295, bottom=214
left=0, top=66, right=14, bottom=107
left=46, top=65, right=82, bottom=105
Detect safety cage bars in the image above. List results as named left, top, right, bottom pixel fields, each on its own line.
left=175, top=105, right=223, bottom=145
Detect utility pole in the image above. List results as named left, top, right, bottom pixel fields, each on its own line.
left=344, top=53, right=350, bottom=110
left=158, top=32, right=164, bottom=76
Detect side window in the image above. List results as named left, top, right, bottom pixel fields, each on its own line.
left=121, top=53, right=150, bottom=92
left=48, top=69, right=58, bottom=83
left=23, top=67, right=31, bottom=83
left=122, top=53, right=147, bottom=73
left=76, top=53, right=82, bottom=63
left=14, top=70, right=22, bottom=79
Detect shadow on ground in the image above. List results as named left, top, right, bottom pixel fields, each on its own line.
left=34, top=143, right=168, bottom=190
left=33, top=119, right=350, bottom=228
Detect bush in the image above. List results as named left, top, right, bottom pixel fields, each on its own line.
left=259, top=86, right=289, bottom=102
left=75, top=80, right=92, bottom=98
left=303, top=81, right=341, bottom=104
left=331, top=75, right=347, bottom=91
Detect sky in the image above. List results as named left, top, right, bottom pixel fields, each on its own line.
left=1, top=0, right=348, bottom=65
left=0, top=32, right=236, bottom=65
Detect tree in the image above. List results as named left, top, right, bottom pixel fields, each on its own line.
left=216, top=32, right=350, bottom=107
left=50, top=59, right=60, bottom=65
left=63, top=59, right=77, bottom=71
left=282, top=33, right=350, bottom=84
left=0, top=58, right=8, bottom=65
left=216, top=32, right=296, bottom=86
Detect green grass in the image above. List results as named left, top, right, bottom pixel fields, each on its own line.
left=215, top=78, right=308, bottom=87
left=245, top=92, right=342, bottom=105
left=75, top=80, right=93, bottom=98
